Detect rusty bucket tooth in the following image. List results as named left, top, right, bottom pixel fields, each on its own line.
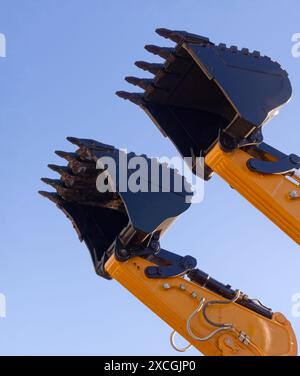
left=55, top=150, right=78, bottom=162
left=62, top=173, right=95, bottom=189
left=43, top=181, right=98, bottom=202
left=48, top=164, right=71, bottom=175
left=38, top=191, right=62, bottom=205
left=66, top=137, right=114, bottom=151
left=115, top=91, right=144, bottom=105
left=126, top=93, right=145, bottom=105
left=155, top=28, right=210, bottom=44
left=69, top=160, right=97, bottom=176
left=115, top=90, right=132, bottom=100
left=49, top=163, right=92, bottom=187
left=134, top=61, right=164, bottom=75
left=54, top=149, right=96, bottom=169
left=155, top=28, right=180, bottom=42
left=65, top=136, right=83, bottom=147
left=125, top=76, right=154, bottom=90
left=41, top=178, right=65, bottom=190
left=75, top=146, right=95, bottom=162
left=40, top=178, right=96, bottom=201
left=75, top=145, right=114, bottom=163
left=144, top=45, right=174, bottom=59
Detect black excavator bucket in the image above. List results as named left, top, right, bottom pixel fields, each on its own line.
left=117, top=28, right=292, bottom=174
left=40, top=137, right=192, bottom=278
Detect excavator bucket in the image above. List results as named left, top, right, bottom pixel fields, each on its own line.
left=39, top=137, right=192, bottom=277
left=117, top=28, right=292, bottom=174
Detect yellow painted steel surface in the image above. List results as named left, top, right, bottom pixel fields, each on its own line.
left=205, top=144, right=300, bottom=245
left=106, top=255, right=297, bottom=356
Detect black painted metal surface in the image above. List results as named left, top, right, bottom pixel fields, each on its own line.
left=117, top=28, right=292, bottom=175
left=40, top=137, right=192, bottom=275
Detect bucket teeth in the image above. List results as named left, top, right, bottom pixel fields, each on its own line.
left=64, top=187, right=100, bottom=201
left=66, top=136, right=85, bottom=147
left=38, top=191, right=62, bottom=205
left=41, top=179, right=98, bottom=202
left=75, top=148, right=93, bottom=162
left=69, top=160, right=97, bottom=176
left=48, top=164, right=71, bottom=175
left=155, top=28, right=179, bottom=41
left=48, top=163, right=94, bottom=187
left=128, top=93, right=145, bottom=105
left=41, top=178, right=65, bottom=190
left=51, top=151, right=97, bottom=176
left=125, top=76, right=154, bottom=90
left=55, top=150, right=78, bottom=162
left=58, top=190, right=93, bottom=202
left=115, top=90, right=131, bottom=100
left=144, top=45, right=174, bottom=59
left=61, top=174, right=95, bottom=188
left=66, top=137, right=114, bottom=151
left=115, top=91, right=144, bottom=105
left=134, top=61, right=164, bottom=75
left=155, top=28, right=210, bottom=44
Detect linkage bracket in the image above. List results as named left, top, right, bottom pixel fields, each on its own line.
left=247, top=143, right=300, bottom=175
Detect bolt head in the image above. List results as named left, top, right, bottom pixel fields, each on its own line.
left=225, top=337, right=233, bottom=346
left=179, top=283, right=186, bottom=291
left=146, top=267, right=156, bottom=275
left=191, top=291, right=198, bottom=298
left=289, top=154, right=300, bottom=165
left=163, top=283, right=170, bottom=290
left=288, top=190, right=299, bottom=199
left=150, top=241, right=160, bottom=252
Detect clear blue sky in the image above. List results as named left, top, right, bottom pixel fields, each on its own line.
left=0, top=0, right=300, bottom=355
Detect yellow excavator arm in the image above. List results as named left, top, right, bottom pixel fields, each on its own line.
left=205, top=144, right=300, bottom=245
left=40, top=28, right=299, bottom=356
left=106, top=255, right=297, bottom=356
left=40, top=135, right=299, bottom=356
